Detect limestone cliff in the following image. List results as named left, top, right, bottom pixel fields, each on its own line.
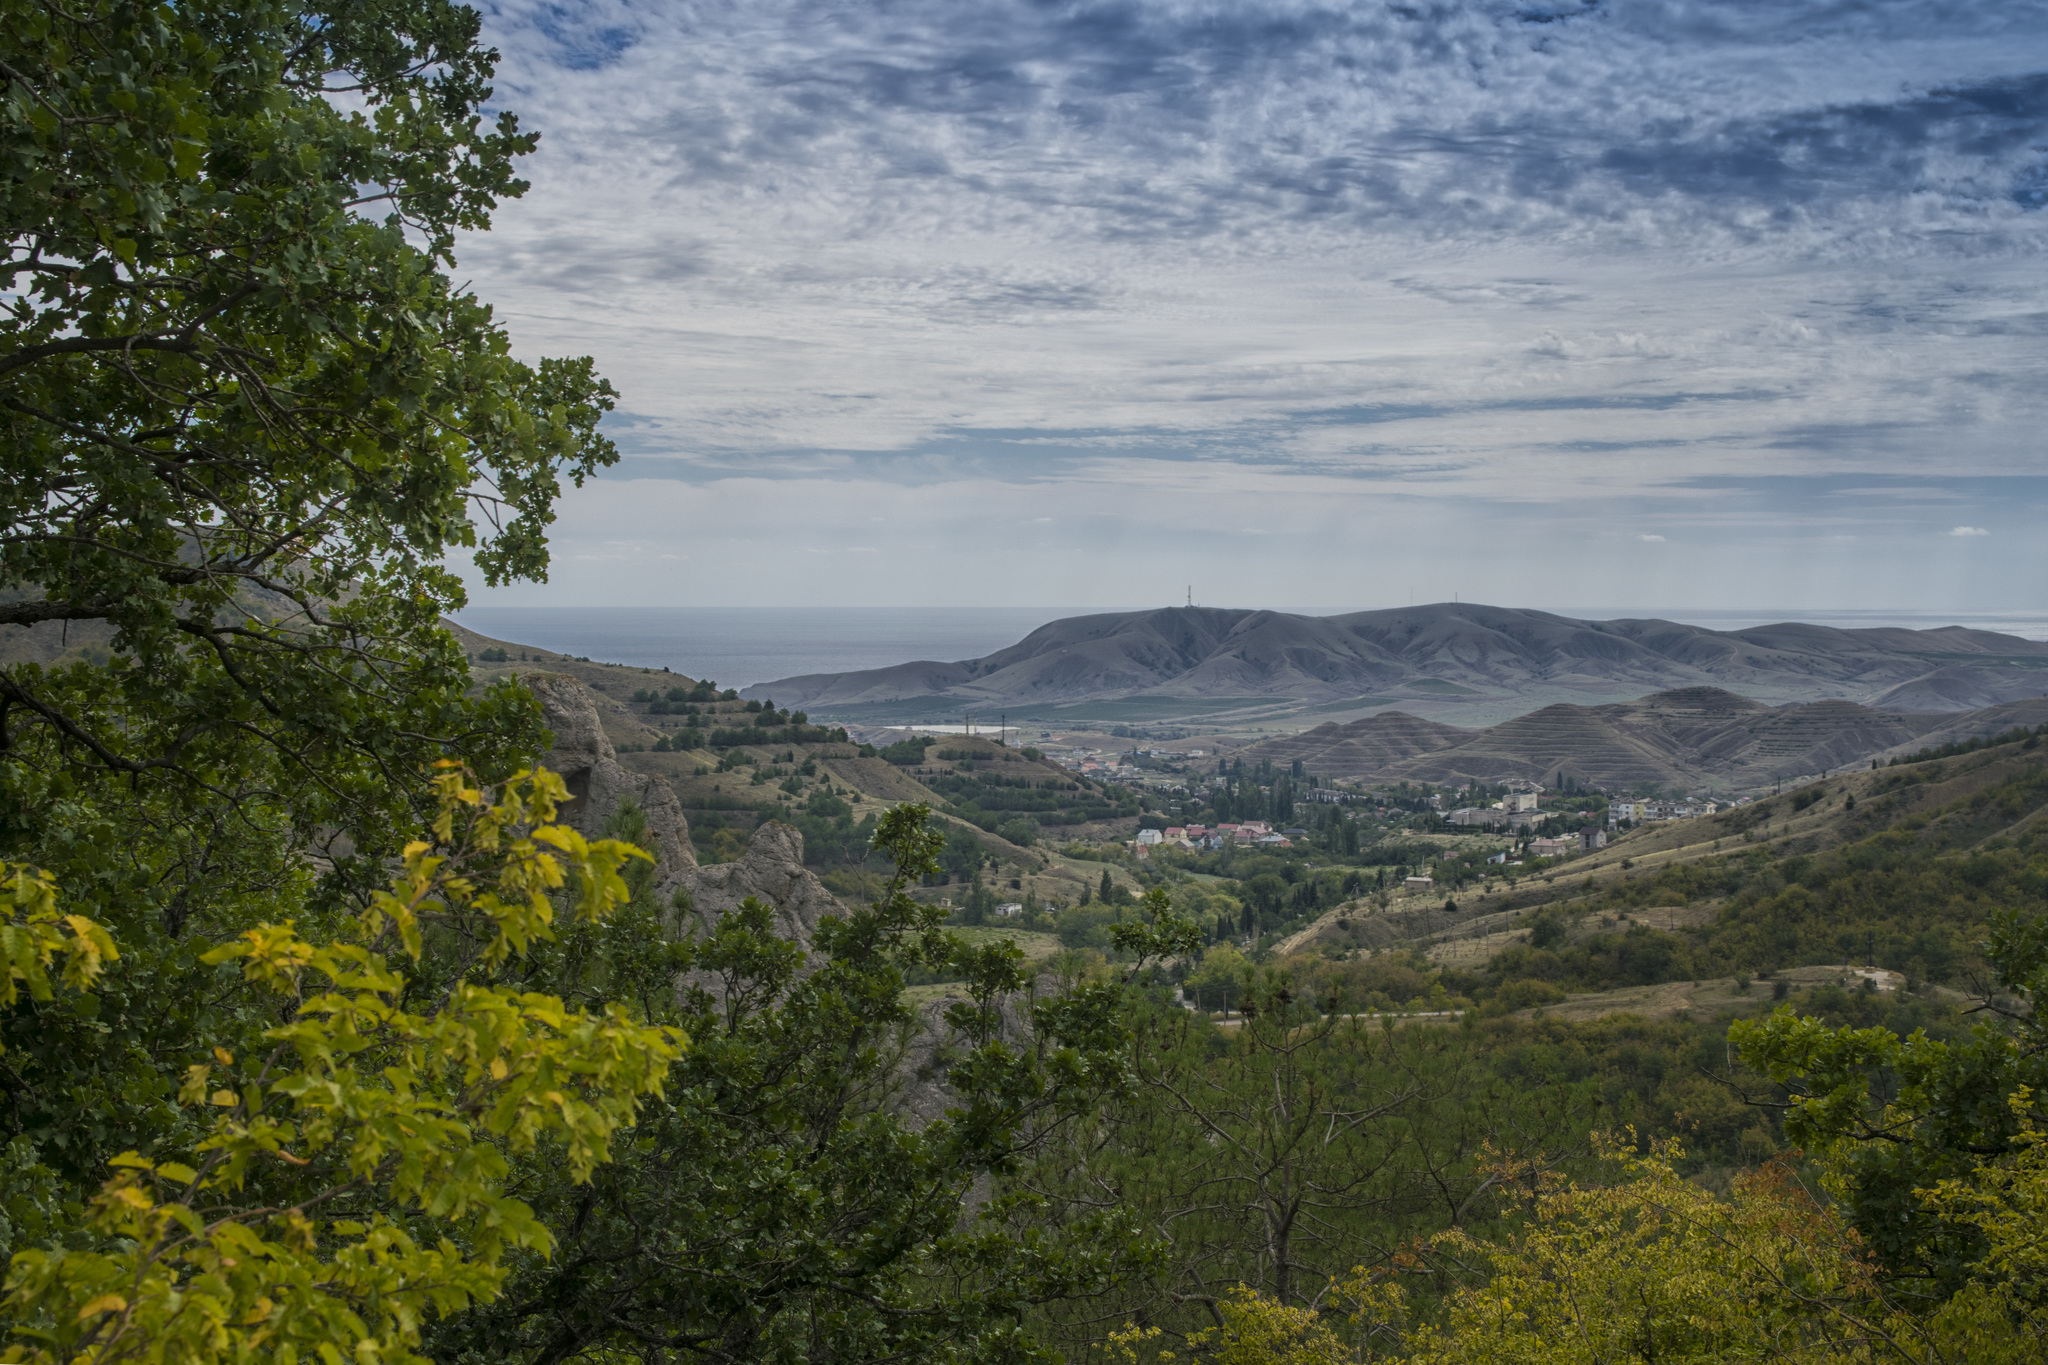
left=667, top=820, right=842, bottom=947
left=529, top=672, right=696, bottom=882
left=531, top=670, right=1010, bottom=1123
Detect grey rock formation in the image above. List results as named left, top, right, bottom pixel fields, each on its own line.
left=529, top=672, right=696, bottom=883
left=525, top=680, right=1017, bottom=1126
left=669, top=820, right=842, bottom=947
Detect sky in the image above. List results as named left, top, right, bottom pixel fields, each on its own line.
left=452, top=0, right=2048, bottom=616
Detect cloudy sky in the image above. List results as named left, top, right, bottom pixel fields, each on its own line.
left=454, top=0, right=2048, bottom=615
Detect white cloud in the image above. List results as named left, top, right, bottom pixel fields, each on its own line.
left=446, top=0, right=2048, bottom=609
left=1950, top=525, right=1992, bottom=537
left=1638, top=534, right=1668, bottom=543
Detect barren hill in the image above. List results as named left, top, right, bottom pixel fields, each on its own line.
left=748, top=603, right=2048, bottom=723
left=1245, top=712, right=1474, bottom=773
left=1250, top=687, right=2048, bottom=791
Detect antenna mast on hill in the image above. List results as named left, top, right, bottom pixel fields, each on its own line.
left=1187, top=585, right=1192, bottom=607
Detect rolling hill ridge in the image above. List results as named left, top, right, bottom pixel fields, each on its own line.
left=746, top=603, right=2048, bottom=724
left=1246, top=687, right=2048, bottom=790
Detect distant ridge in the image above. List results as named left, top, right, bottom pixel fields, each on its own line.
left=1246, top=688, right=2048, bottom=791
left=745, top=603, right=2048, bottom=721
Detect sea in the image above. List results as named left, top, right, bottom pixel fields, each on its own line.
left=448, top=606, right=2048, bottom=691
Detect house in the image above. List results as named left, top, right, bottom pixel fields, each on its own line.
left=1580, top=827, right=1606, bottom=851
left=993, top=902, right=1023, bottom=918
left=1256, top=833, right=1291, bottom=848
left=1135, top=828, right=1162, bottom=846
left=1487, top=851, right=1508, bottom=864
left=1529, top=836, right=1575, bottom=859
left=1403, top=874, right=1434, bottom=890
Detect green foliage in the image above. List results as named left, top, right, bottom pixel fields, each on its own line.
left=0, top=3, right=617, bottom=1205
left=1182, top=942, right=1249, bottom=1011
left=880, top=736, right=936, bottom=765
left=1733, top=907, right=2048, bottom=1296
left=1890, top=725, right=2046, bottom=768
left=1020, top=974, right=1602, bottom=1354
left=927, top=765, right=1138, bottom=831
left=1521, top=760, right=2048, bottom=991
left=0, top=767, right=683, bottom=1365
left=0, top=0, right=615, bottom=843
left=708, top=723, right=845, bottom=748
left=1406, top=1141, right=1929, bottom=1364
left=939, top=822, right=989, bottom=881
left=426, top=806, right=1182, bottom=1364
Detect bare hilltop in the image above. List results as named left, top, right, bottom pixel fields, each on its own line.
left=745, top=602, right=2048, bottom=728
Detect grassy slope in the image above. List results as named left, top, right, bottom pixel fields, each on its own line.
left=450, top=620, right=1143, bottom=904
left=1276, top=737, right=2048, bottom=1019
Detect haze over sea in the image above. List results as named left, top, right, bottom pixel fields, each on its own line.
left=451, top=607, right=2048, bottom=693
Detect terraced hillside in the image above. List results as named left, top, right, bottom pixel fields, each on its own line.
left=1243, top=711, right=1474, bottom=774
left=1248, top=686, right=2048, bottom=791
left=449, top=619, right=1153, bottom=896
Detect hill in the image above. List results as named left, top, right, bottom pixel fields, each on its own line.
left=744, top=603, right=2048, bottom=725
left=436, top=618, right=1155, bottom=908
left=1272, top=728, right=2048, bottom=1013
left=1245, top=687, right=2048, bottom=790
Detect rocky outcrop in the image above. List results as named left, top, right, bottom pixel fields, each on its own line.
left=668, top=820, right=843, bottom=947
left=529, top=672, right=695, bottom=882
left=525, top=682, right=1013, bottom=1124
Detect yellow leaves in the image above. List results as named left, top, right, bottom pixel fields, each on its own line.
left=203, top=920, right=317, bottom=992
left=1189, top=1288, right=1353, bottom=1365
left=1105, top=1322, right=1175, bottom=1363
left=354, top=768, right=648, bottom=969
left=1398, top=1138, right=1919, bottom=1365
left=0, top=862, right=119, bottom=1037
left=0, top=765, right=680, bottom=1365
left=1916, top=1086, right=2048, bottom=1353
